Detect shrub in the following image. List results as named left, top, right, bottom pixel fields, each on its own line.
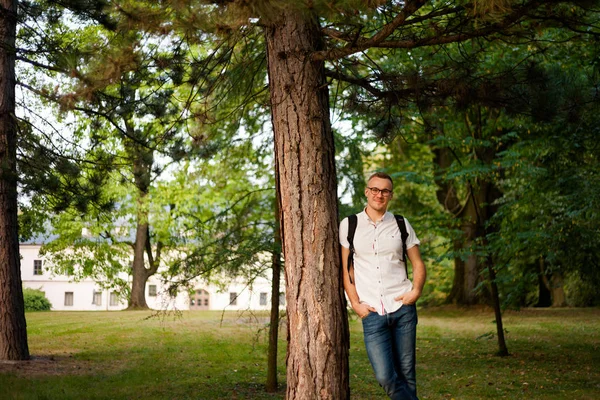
left=23, top=288, right=52, bottom=311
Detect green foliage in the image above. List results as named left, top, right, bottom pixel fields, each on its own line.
left=22, top=288, right=52, bottom=311
left=491, top=59, right=600, bottom=308
left=17, top=0, right=276, bottom=306
left=325, top=0, right=600, bottom=309
left=16, top=0, right=600, bottom=312
left=158, top=139, right=277, bottom=293
left=564, top=272, right=600, bottom=307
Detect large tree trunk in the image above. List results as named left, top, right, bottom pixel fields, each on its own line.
left=265, top=10, right=350, bottom=400
left=0, top=0, right=29, bottom=360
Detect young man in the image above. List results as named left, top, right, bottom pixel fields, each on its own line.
left=339, top=172, right=426, bottom=400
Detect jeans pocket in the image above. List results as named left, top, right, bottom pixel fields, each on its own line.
left=361, top=311, right=375, bottom=320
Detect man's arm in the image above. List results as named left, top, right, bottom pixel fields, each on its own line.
left=341, top=245, right=376, bottom=318
left=395, top=245, right=427, bottom=305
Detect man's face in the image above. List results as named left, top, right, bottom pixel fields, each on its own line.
left=365, top=176, right=393, bottom=213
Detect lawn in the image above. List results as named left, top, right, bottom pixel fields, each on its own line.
left=0, top=307, right=598, bottom=399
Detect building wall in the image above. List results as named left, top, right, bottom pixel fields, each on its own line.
left=20, top=243, right=284, bottom=312
left=21, top=244, right=128, bottom=311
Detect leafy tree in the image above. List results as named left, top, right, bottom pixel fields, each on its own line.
left=16, top=3, right=239, bottom=309
left=316, top=0, right=600, bottom=358
left=10, top=0, right=600, bottom=391
left=491, top=61, right=600, bottom=308
left=2, top=0, right=118, bottom=360
left=158, top=0, right=600, bottom=389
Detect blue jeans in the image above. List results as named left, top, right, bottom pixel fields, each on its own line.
left=362, top=304, right=418, bottom=400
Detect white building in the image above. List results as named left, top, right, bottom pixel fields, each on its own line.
left=20, top=243, right=285, bottom=312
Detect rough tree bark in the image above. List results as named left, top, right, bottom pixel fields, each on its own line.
left=265, top=9, right=350, bottom=400
left=0, top=0, right=30, bottom=360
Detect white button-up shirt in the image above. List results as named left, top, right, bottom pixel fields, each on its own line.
left=339, top=210, right=421, bottom=315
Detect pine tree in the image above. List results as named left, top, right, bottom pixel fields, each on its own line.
left=0, top=0, right=29, bottom=361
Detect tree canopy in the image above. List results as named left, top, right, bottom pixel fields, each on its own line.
left=2, top=2, right=598, bottom=398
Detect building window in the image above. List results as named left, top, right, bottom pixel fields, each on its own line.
left=260, top=292, right=268, bottom=306
left=279, top=293, right=286, bottom=306
left=64, top=292, right=74, bottom=306
left=33, top=260, right=43, bottom=275
left=109, top=292, right=119, bottom=306
left=189, top=288, right=210, bottom=310
left=229, top=292, right=237, bottom=306
left=92, top=291, right=102, bottom=306
left=148, top=285, right=157, bottom=297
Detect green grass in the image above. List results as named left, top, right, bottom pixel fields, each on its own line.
left=1, top=307, right=598, bottom=399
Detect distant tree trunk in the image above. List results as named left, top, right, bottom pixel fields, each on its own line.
left=265, top=10, right=350, bottom=400
left=434, top=146, right=487, bottom=305
left=266, top=191, right=282, bottom=393
left=0, top=0, right=29, bottom=360
left=451, top=207, right=486, bottom=305
left=473, top=129, right=507, bottom=355
left=538, top=258, right=566, bottom=307
left=484, top=252, right=509, bottom=356
left=128, top=218, right=151, bottom=309
left=536, top=258, right=552, bottom=307
left=431, top=110, right=507, bottom=354
left=536, top=273, right=552, bottom=307
left=550, top=272, right=566, bottom=307
left=128, top=197, right=160, bottom=309
left=126, top=138, right=158, bottom=310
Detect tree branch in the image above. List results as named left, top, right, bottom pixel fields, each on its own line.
left=312, top=0, right=427, bottom=61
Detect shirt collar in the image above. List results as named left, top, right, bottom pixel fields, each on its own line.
left=360, top=208, right=391, bottom=224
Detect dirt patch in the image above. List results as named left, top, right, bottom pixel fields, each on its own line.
left=0, top=355, right=95, bottom=377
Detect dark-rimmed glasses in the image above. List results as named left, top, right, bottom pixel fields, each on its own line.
left=367, top=187, right=392, bottom=197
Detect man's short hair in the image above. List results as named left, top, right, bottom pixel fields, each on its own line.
left=367, top=172, right=393, bottom=189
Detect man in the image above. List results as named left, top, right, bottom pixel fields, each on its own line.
left=340, top=172, right=426, bottom=400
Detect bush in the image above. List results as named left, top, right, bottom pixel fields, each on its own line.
left=23, top=288, right=52, bottom=311
left=564, top=272, right=600, bottom=307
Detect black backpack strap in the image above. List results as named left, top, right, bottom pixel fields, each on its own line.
left=346, top=214, right=358, bottom=284
left=394, top=215, right=409, bottom=277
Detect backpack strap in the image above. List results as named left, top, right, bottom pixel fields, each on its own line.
left=346, top=214, right=358, bottom=284
left=394, top=214, right=409, bottom=277
left=346, top=214, right=409, bottom=282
